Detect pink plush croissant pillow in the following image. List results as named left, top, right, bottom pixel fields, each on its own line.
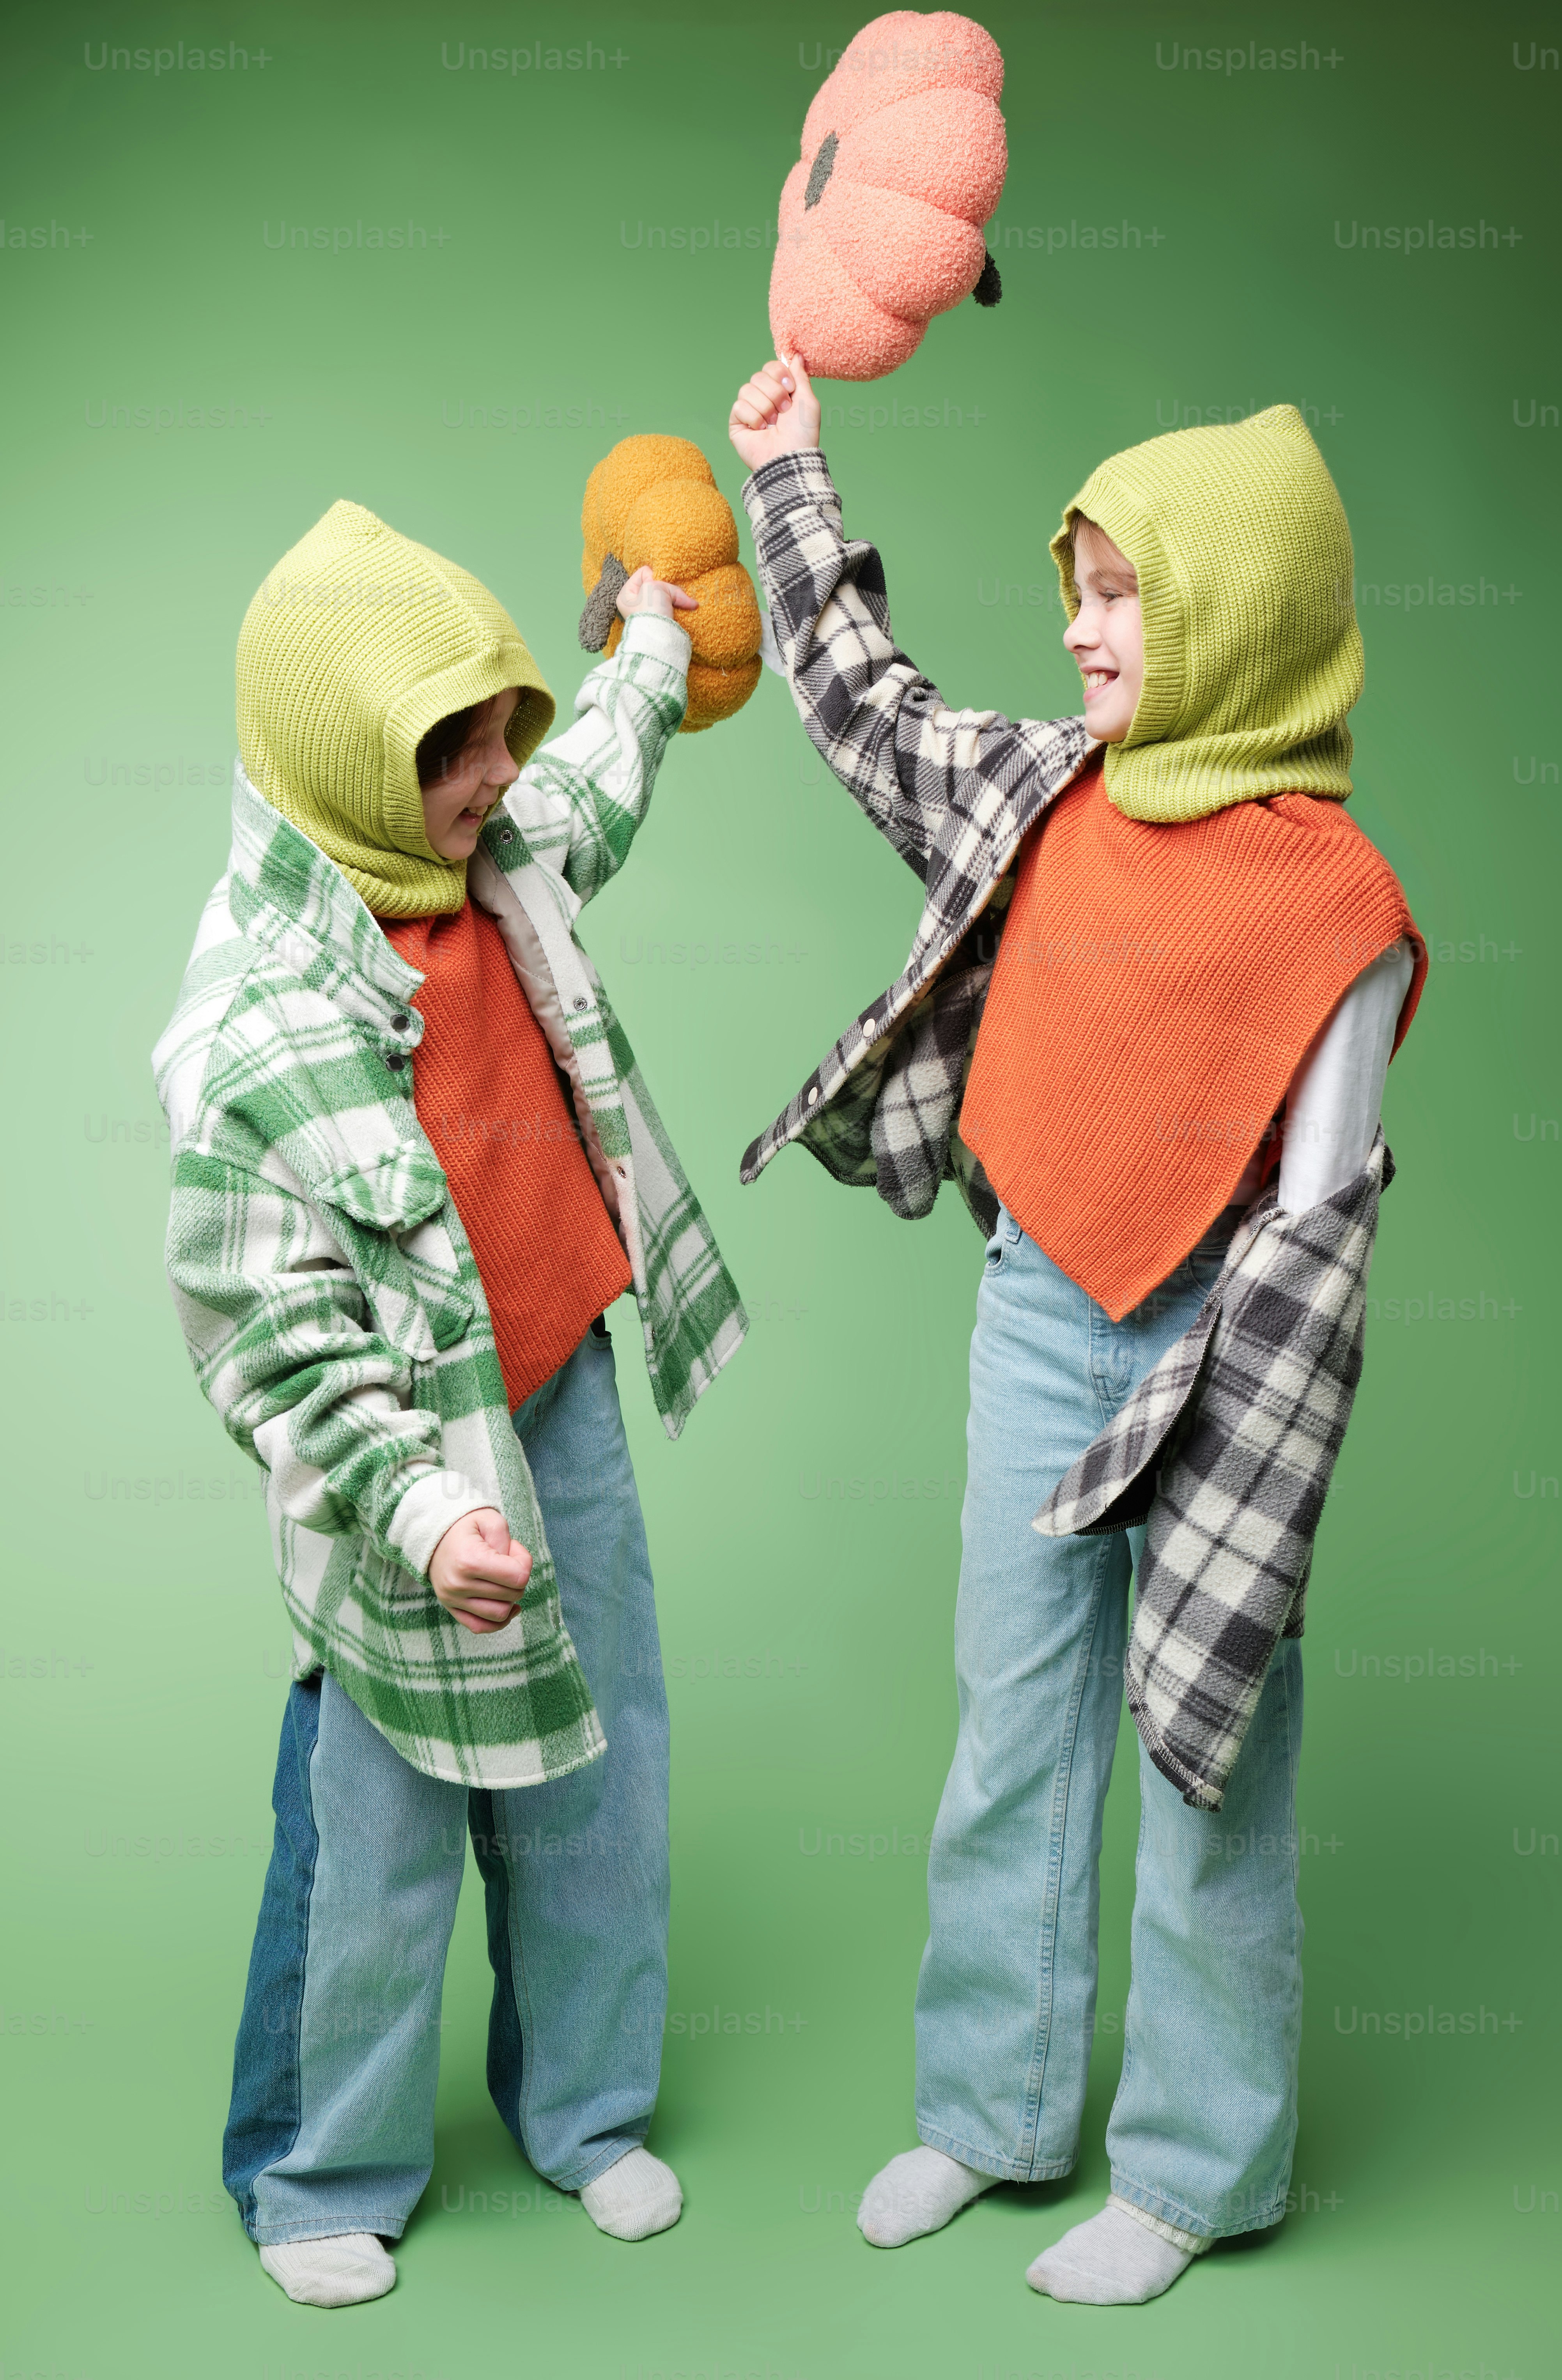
left=769, top=10, right=1007, bottom=382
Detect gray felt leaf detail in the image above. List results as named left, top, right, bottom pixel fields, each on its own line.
left=804, top=133, right=838, bottom=210
left=579, top=552, right=630, bottom=651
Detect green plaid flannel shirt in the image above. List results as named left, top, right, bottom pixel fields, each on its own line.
left=154, top=614, right=745, bottom=1785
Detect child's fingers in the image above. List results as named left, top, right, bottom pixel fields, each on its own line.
left=454, top=1551, right=527, bottom=1597
left=737, top=366, right=792, bottom=416
left=731, top=385, right=779, bottom=427
left=664, top=582, right=698, bottom=611
left=429, top=1509, right=528, bottom=1617
left=450, top=1585, right=522, bottom=1621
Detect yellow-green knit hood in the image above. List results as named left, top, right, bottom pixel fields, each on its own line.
left=1051, top=405, right=1362, bottom=824
left=236, top=500, right=556, bottom=916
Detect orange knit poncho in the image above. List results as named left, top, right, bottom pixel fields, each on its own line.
left=960, top=764, right=1424, bottom=1319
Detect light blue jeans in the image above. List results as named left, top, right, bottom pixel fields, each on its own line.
left=223, top=1321, right=669, bottom=2244
left=914, top=1206, right=1305, bottom=2242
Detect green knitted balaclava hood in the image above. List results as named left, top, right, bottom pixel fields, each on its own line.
left=1050, top=405, right=1363, bottom=824
left=236, top=500, right=556, bottom=916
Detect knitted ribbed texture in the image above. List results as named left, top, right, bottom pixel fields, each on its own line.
left=961, top=765, right=1424, bottom=1319
left=237, top=501, right=556, bottom=916
left=382, top=903, right=630, bottom=1406
left=1051, top=406, right=1363, bottom=823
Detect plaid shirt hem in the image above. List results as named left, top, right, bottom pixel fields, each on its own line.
left=1037, top=1138, right=1395, bottom=1810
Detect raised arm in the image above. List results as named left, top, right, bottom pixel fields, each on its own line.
left=731, top=357, right=1087, bottom=878
left=496, top=595, right=692, bottom=908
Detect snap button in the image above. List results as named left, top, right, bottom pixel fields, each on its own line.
left=806, top=1085, right=819, bottom=1105
left=862, top=1017, right=877, bottom=1040
left=573, top=996, right=588, bottom=1011
left=385, top=1053, right=406, bottom=1072
left=498, top=825, right=514, bottom=842
left=390, top=1012, right=409, bottom=1032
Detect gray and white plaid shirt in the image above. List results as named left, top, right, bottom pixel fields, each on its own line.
left=742, top=451, right=1398, bottom=1810
left=740, top=450, right=1091, bottom=1230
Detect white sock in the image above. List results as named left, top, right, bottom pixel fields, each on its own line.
left=857, top=2146, right=995, bottom=2247
left=580, top=2146, right=682, bottom=2241
left=1026, top=2198, right=1204, bottom=2304
left=259, top=2233, right=395, bottom=2308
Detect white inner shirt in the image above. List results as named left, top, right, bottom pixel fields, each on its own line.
left=1230, top=938, right=1416, bottom=1214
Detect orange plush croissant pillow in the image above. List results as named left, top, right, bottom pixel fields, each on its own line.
left=769, top=9, right=1007, bottom=382
left=578, top=434, right=762, bottom=732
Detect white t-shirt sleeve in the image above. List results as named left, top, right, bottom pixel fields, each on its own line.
left=1276, top=938, right=1416, bottom=1214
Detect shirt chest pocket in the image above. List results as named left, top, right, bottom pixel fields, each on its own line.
left=307, top=1160, right=475, bottom=1366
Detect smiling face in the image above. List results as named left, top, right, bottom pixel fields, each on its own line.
left=1063, top=517, right=1144, bottom=744
left=416, top=688, right=522, bottom=861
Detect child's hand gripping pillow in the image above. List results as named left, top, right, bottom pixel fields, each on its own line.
left=768, top=9, right=1008, bottom=382
left=577, top=434, right=762, bottom=732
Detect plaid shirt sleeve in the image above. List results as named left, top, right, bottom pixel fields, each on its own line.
left=1036, top=1137, right=1394, bottom=1811
left=166, top=1150, right=494, bottom=1576
left=735, top=450, right=1088, bottom=1219
left=742, top=449, right=1078, bottom=881
left=499, top=612, right=691, bottom=906
left=162, top=980, right=496, bottom=1580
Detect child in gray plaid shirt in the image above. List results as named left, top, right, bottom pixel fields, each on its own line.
left=730, top=356, right=1421, bottom=2304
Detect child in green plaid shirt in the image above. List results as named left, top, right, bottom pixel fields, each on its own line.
left=156, top=499, right=745, bottom=2306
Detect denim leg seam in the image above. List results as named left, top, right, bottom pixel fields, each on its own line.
left=1268, top=1647, right=1306, bottom=2206
left=1017, top=1533, right=1111, bottom=2173
left=500, top=1334, right=666, bottom=2197
left=496, top=1828, right=540, bottom=2168
left=919, top=1236, right=1194, bottom=2199
left=243, top=1717, right=321, bottom=2242
left=1114, top=1789, right=1148, bottom=2113
left=490, top=1819, right=644, bottom=2197
left=1215, top=1647, right=1306, bottom=2234
left=492, top=1851, right=649, bottom=2194
left=1113, top=1669, right=1295, bottom=2243
left=1110, top=1642, right=1305, bottom=2237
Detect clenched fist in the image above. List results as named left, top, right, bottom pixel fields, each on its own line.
left=429, top=1507, right=531, bottom=1635
left=729, top=356, right=822, bottom=474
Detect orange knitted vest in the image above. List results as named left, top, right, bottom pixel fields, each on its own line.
left=960, top=763, right=1424, bottom=1320
left=381, top=902, right=630, bottom=1407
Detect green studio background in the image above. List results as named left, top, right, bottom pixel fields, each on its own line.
left=1, top=4, right=1556, bottom=2375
